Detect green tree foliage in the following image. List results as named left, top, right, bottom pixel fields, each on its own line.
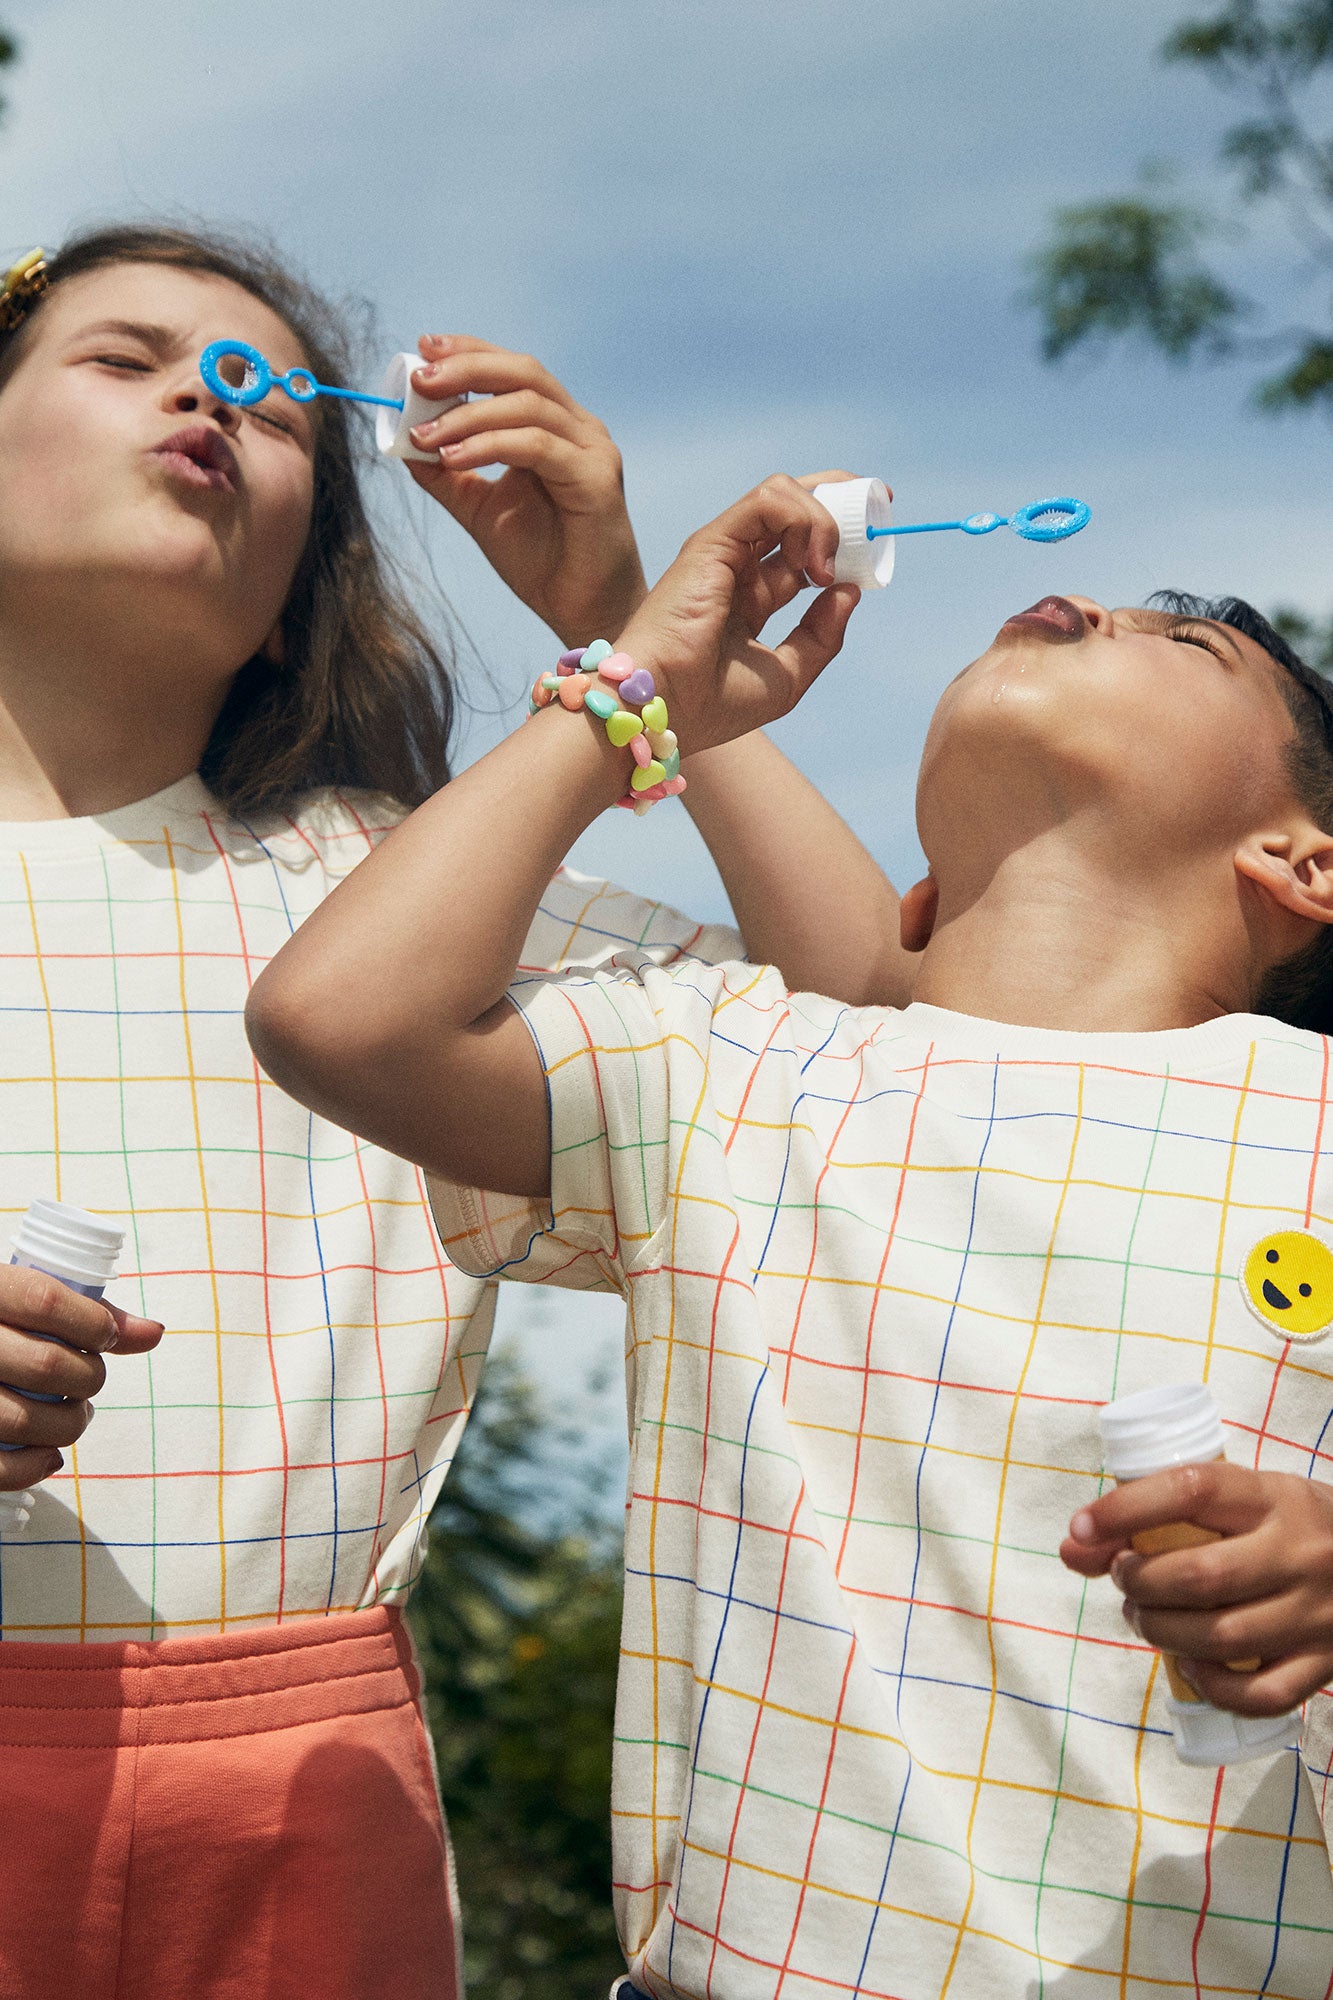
left=1029, top=1, right=1333, bottom=414
left=0, top=26, right=16, bottom=125
left=408, top=1354, right=626, bottom=2000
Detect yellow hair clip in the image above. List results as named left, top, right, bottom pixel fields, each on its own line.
left=0, top=249, right=48, bottom=335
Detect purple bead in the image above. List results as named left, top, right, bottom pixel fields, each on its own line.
left=618, top=668, right=656, bottom=705
left=557, top=648, right=586, bottom=672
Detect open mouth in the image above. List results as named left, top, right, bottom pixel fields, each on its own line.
left=1263, top=1279, right=1291, bottom=1311
left=150, top=424, right=239, bottom=494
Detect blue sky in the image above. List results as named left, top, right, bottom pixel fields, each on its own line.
left=5, top=0, right=1331, bottom=1489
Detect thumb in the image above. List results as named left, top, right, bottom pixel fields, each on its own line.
left=106, top=1303, right=166, bottom=1355
left=772, top=583, right=860, bottom=699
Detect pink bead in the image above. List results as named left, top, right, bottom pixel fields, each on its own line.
left=530, top=678, right=554, bottom=708
left=629, top=733, right=653, bottom=767
left=557, top=676, right=587, bottom=711
left=663, top=775, right=686, bottom=795
left=612, top=795, right=637, bottom=809
left=598, top=652, right=634, bottom=684
left=636, top=781, right=668, bottom=804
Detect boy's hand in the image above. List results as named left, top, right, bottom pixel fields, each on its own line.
left=613, top=474, right=861, bottom=754
left=1062, top=1460, right=1333, bottom=1715
left=0, top=1263, right=164, bottom=1490
left=404, top=335, right=646, bottom=648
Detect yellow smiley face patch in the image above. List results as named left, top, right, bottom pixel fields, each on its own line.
left=1240, top=1230, right=1333, bottom=1342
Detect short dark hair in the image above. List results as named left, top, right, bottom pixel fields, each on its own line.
left=1150, top=591, right=1333, bottom=1035
left=0, top=223, right=455, bottom=817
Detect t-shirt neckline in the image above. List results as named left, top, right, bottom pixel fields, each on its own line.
left=0, top=773, right=216, bottom=855
left=897, top=998, right=1292, bottom=1065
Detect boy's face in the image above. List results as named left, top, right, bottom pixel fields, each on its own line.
left=0, top=262, right=316, bottom=680
left=917, top=594, right=1302, bottom=881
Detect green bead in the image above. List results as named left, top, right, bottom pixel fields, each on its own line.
left=584, top=686, right=618, bottom=720
left=661, top=748, right=681, bottom=781
left=581, top=639, right=613, bottom=669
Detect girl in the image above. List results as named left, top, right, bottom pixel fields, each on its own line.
left=0, top=227, right=901, bottom=1999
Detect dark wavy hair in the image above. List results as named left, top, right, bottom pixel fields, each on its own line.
left=0, top=224, right=454, bottom=816
left=1151, top=592, right=1333, bottom=1035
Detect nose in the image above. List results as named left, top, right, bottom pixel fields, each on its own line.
left=1066, top=595, right=1113, bottom=635
left=162, top=361, right=242, bottom=434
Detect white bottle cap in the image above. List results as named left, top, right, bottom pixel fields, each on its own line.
left=1098, top=1382, right=1226, bottom=1482
left=1167, top=1697, right=1299, bottom=1766
left=11, top=1198, right=123, bottom=1292
left=811, top=478, right=895, bottom=589
left=375, top=352, right=464, bottom=463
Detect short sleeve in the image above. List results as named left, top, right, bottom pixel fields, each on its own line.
left=521, top=866, right=742, bottom=976
left=428, top=960, right=682, bottom=1288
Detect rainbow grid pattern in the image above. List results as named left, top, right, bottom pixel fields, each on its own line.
left=434, top=964, right=1333, bottom=2000
left=0, top=777, right=737, bottom=1643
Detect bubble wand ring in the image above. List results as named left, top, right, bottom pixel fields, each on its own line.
left=199, top=339, right=406, bottom=412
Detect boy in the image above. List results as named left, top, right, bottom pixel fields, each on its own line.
left=249, top=478, right=1333, bottom=1996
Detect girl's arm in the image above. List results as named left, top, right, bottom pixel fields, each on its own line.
left=246, top=477, right=856, bottom=1198
left=407, top=372, right=910, bottom=1003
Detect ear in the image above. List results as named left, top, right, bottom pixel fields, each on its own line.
left=900, top=874, right=939, bottom=953
left=1234, top=825, right=1333, bottom=946
left=260, top=621, right=285, bottom=668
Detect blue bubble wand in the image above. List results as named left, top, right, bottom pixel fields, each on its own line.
left=200, top=339, right=405, bottom=411
left=867, top=496, right=1090, bottom=543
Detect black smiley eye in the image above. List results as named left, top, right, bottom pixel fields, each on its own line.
left=1267, top=1249, right=1280, bottom=1263
left=1301, top=1283, right=1313, bottom=1297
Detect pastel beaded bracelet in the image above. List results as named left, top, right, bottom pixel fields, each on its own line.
left=527, top=639, right=687, bottom=815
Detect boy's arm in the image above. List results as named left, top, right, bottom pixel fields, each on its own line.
left=246, top=477, right=856, bottom=1198
left=406, top=370, right=910, bottom=1003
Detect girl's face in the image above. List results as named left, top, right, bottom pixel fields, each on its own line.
left=0, top=260, right=316, bottom=679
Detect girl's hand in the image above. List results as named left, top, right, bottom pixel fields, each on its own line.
left=1062, top=1460, right=1333, bottom=1716
left=404, top=335, right=646, bottom=648
left=613, top=474, right=861, bottom=755
left=0, top=1263, right=164, bottom=1489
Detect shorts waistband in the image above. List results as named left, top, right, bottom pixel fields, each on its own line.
left=0, top=1605, right=419, bottom=1748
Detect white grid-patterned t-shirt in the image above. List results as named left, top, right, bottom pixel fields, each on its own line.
left=0, top=776, right=738, bottom=1643
left=433, top=960, right=1333, bottom=2000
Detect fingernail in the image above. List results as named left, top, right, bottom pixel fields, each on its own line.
left=409, top=424, right=433, bottom=444
left=1120, top=1597, right=1142, bottom=1636
left=45, top=1452, right=63, bottom=1475
left=416, top=363, right=445, bottom=383
left=1177, top=1658, right=1201, bottom=1694
left=1069, top=1509, right=1097, bottom=1543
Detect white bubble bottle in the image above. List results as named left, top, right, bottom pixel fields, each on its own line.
left=1099, top=1383, right=1302, bottom=1766
left=0, top=1200, right=125, bottom=1534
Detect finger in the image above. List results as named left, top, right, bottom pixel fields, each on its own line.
left=413, top=337, right=580, bottom=413
left=405, top=460, right=496, bottom=532
left=1114, top=1524, right=1293, bottom=1611
left=0, top=1264, right=124, bottom=1354
left=1059, top=1531, right=1127, bottom=1577
left=0, top=1386, right=92, bottom=1451
left=726, top=477, right=840, bottom=591
left=1067, top=1460, right=1269, bottom=1547
left=1132, top=1592, right=1296, bottom=1662
left=105, top=1304, right=166, bottom=1356
left=0, top=1444, right=63, bottom=1492
left=768, top=585, right=860, bottom=703
left=414, top=426, right=592, bottom=481
left=1178, top=1651, right=1326, bottom=1717
left=746, top=547, right=815, bottom=629
left=0, top=1326, right=105, bottom=1400
left=409, top=389, right=586, bottom=454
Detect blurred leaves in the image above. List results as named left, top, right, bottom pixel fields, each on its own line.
left=409, top=1353, right=626, bottom=2000
left=0, top=26, right=15, bottom=128
left=1271, top=606, right=1333, bottom=670
left=1028, top=0, right=1333, bottom=415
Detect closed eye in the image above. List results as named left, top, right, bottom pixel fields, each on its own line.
left=1168, top=622, right=1228, bottom=663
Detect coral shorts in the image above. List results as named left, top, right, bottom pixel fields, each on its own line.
left=0, top=1605, right=460, bottom=2000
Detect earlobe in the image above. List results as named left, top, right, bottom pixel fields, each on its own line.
left=900, top=875, right=939, bottom=953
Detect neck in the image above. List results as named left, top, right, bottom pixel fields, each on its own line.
left=0, top=597, right=233, bottom=820
left=912, top=830, right=1246, bottom=1033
